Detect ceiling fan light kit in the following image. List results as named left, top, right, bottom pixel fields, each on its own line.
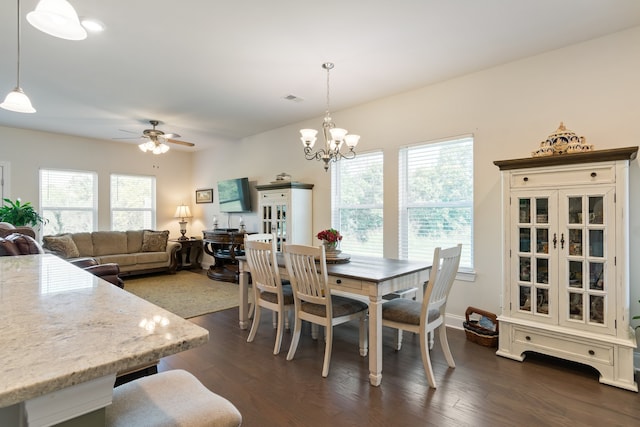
left=1, top=0, right=36, bottom=114
left=133, top=120, right=195, bottom=155
left=27, top=0, right=87, bottom=40
left=300, top=62, right=360, bottom=171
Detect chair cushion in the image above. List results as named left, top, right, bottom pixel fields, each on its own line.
left=259, top=283, right=294, bottom=305
left=141, top=230, right=169, bottom=252
left=42, top=234, right=80, bottom=258
left=106, top=369, right=242, bottom=427
left=382, top=298, right=440, bottom=325
left=302, top=295, right=368, bottom=318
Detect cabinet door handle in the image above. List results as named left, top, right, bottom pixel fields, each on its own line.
left=525, top=336, right=531, bottom=341
left=523, top=177, right=529, bottom=182
left=590, top=172, right=597, bottom=178
left=553, top=233, right=557, bottom=248
left=560, top=233, right=565, bottom=249
left=588, top=349, right=595, bottom=356
left=336, top=279, right=342, bottom=284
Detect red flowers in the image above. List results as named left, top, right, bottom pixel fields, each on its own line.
left=317, top=228, right=342, bottom=243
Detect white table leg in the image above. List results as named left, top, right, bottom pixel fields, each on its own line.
left=238, top=261, right=249, bottom=330
left=368, top=295, right=383, bottom=386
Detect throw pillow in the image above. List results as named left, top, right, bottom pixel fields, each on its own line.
left=141, top=230, right=169, bottom=252
left=42, top=234, right=80, bottom=258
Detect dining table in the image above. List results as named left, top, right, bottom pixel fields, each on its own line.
left=0, top=254, right=209, bottom=427
left=237, top=254, right=431, bottom=386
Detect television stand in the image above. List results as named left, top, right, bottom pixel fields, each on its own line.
left=202, top=229, right=249, bottom=283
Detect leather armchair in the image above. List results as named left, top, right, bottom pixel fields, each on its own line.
left=70, top=257, right=125, bottom=288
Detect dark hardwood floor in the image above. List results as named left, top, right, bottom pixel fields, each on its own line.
left=158, top=305, right=640, bottom=427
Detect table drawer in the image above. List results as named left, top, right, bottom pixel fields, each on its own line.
left=328, top=276, right=363, bottom=291
left=513, top=327, right=613, bottom=365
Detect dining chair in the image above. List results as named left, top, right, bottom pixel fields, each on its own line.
left=381, top=244, right=462, bottom=388
left=283, top=243, right=368, bottom=377
left=244, top=235, right=294, bottom=355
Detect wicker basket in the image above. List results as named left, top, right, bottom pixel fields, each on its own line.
left=463, top=306, right=499, bottom=348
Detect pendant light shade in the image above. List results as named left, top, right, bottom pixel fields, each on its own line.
left=1, top=87, right=36, bottom=113
left=27, top=0, right=87, bottom=40
left=2, top=0, right=36, bottom=114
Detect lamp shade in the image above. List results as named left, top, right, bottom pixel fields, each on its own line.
left=27, top=0, right=87, bottom=40
left=0, top=87, right=36, bottom=113
left=174, top=205, right=192, bottom=219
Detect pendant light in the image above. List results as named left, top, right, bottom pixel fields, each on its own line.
left=1, top=0, right=36, bottom=114
left=27, top=0, right=87, bottom=40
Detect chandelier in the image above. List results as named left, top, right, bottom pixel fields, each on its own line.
left=300, top=62, right=360, bottom=171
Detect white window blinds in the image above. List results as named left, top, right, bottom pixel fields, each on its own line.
left=399, top=136, right=474, bottom=269
left=40, top=169, right=97, bottom=234
left=331, top=151, right=384, bottom=257
left=111, top=174, right=156, bottom=231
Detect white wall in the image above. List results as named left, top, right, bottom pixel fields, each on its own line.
left=193, top=26, right=640, bottom=323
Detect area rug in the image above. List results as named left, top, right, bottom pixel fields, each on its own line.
left=123, top=271, right=239, bottom=318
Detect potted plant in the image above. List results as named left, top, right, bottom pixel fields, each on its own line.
left=0, top=198, right=47, bottom=228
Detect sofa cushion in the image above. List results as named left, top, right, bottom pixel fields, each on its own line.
left=93, top=231, right=127, bottom=256
left=141, top=230, right=169, bottom=252
left=42, top=234, right=80, bottom=258
left=127, top=230, right=144, bottom=253
left=135, top=251, right=169, bottom=264
left=3, top=233, right=44, bottom=255
left=71, top=232, right=94, bottom=257
left=96, top=254, right=138, bottom=267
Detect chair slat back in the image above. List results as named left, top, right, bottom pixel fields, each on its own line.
left=283, top=244, right=328, bottom=306
left=245, top=233, right=274, bottom=243
left=423, top=244, right=462, bottom=317
left=244, top=237, right=281, bottom=293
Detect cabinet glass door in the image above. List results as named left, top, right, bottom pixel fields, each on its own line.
left=559, top=189, right=615, bottom=334
left=512, top=192, right=556, bottom=322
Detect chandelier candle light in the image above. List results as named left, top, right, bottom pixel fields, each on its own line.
left=174, top=204, right=192, bottom=240
left=300, top=62, right=360, bottom=171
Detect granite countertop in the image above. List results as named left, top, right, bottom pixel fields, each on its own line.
left=0, top=254, right=209, bottom=408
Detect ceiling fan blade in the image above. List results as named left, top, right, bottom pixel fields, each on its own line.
left=112, top=136, right=144, bottom=140
left=162, top=133, right=181, bottom=139
left=118, top=129, right=139, bottom=134
left=167, top=138, right=195, bottom=147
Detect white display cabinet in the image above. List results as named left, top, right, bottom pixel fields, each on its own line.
left=494, top=147, right=638, bottom=391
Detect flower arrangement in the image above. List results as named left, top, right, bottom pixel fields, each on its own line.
left=317, top=228, right=342, bottom=243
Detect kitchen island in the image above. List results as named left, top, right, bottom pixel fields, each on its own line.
left=0, top=254, right=209, bottom=427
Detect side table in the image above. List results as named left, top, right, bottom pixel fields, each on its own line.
left=171, top=238, right=203, bottom=270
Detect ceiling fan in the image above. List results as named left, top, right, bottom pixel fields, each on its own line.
left=116, top=120, right=195, bottom=154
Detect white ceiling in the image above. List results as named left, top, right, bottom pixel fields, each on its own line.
left=1, top=0, right=639, bottom=152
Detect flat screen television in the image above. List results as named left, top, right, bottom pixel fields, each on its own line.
left=217, top=177, right=252, bottom=213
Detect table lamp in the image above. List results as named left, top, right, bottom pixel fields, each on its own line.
left=174, top=204, right=192, bottom=240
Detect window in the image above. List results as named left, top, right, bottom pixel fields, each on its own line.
left=111, top=174, right=156, bottom=231
left=399, top=136, right=473, bottom=270
left=40, top=169, right=97, bottom=234
left=331, top=151, right=384, bottom=257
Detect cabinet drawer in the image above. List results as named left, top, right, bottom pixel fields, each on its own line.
left=513, top=327, right=613, bottom=365
left=510, top=165, right=615, bottom=188
left=260, top=191, right=289, bottom=203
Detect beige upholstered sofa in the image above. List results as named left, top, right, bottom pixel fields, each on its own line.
left=42, top=230, right=180, bottom=276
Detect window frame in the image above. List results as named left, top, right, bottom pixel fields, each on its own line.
left=398, top=135, right=475, bottom=279
left=331, top=150, right=384, bottom=258
left=110, top=173, right=157, bottom=231
left=39, top=168, right=98, bottom=234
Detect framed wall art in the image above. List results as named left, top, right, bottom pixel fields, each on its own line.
left=195, top=188, right=213, bottom=204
